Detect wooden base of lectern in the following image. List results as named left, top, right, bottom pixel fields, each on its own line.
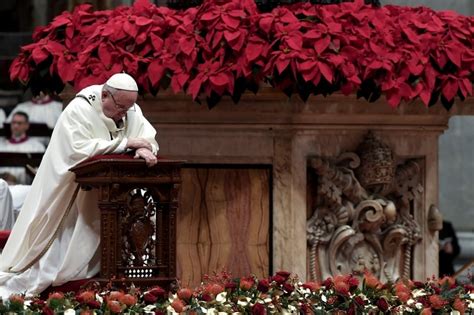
left=70, top=156, right=183, bottom=290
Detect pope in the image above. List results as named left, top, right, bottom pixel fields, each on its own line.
left=0, top=73, right=158, bottom=298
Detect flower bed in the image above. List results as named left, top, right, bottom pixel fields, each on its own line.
left=9, top=0, right=473, bottom=109
left=1, top=272, right=473, bottom=314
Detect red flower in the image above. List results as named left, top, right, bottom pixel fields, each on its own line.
left=107, top=300, right=123, bottom=314
left=252, top=303, right=266, bottom=315
left=240, top=278, right=254, bottom=291
left=453, top=298, right=466, bottom=314
left=149, top=286, right=166, bottom=299
left=76, top=291, right=95, bottom=304
left=283, top=283, right=295, bottom=293
left=144, top=292, right=158, bottom=304
left=257, top=279, right=270, bottom=293
left=119, top=293, right=137, bottom=307
left=177, top=288, right=193, bottom=301
left=302, top=281, right=320, bottom=292
left=271, top=275, right=286, bottom=285
left=429, top=294, right=447, bottom=309
left=171, top=299, right=185, bottom=313
left=376, top=297, right=389, bottom=312
left=333, top=275, right=349, bottom=296
left=87, top=300, right=101, bottom=309
left=42, top=306, right=55, bottom=315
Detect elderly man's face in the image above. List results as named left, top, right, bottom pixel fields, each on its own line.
left=102, top=90, right=138, bottom=122
left=10, top=114, right=29, bottom=138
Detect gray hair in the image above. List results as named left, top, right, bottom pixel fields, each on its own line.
left=103, top=84, right=118, bottom=95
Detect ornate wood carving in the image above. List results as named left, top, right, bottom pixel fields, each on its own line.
left=70, top=158, right=183, bottom=289
left=307, top=132, right=422, bottom=282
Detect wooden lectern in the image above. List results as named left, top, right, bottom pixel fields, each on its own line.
left=70, top=156, right=182, bottom=289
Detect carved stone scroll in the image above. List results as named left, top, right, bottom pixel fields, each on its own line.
left=307, top=133, right=422, bottom=282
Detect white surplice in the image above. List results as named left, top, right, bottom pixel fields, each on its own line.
left=0, top=85, right=158, bottom=298
left=0, top=138, right=46, bottom=184
left=7, top=100, right=63, bottom=129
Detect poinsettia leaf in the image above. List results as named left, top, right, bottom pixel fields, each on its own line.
left=222, top=15, right=240, bottom=29
left=246, top=43, right=263, bottom=62
left=188, top=76, right=203, bottom=100
left=445, top=46, right=462, bottom=68
left=136, top=16, right=152, bottom=26
left=148, top=60, right=165, bottom=86
left=179, top=37, right=195, bottom=56
left=150, top=33, right=164, bottom=52
left=386, top=89, right=402, bottom=108
left=420, top=87, right=431, bottom=107
left=276, top=58, right=290, bottom=75
left=315, top=36, right=331, bottom=55
left=259, top=16, right=273, bottom=34
left=286, top=37, right=302, bottom=51
left=57, top=55, right=76, bottom=82
left=318, top=62, right=333, bottom=83
left=442, top=79, right=458, bottom=101
left=123, top=20, right=138, bottom=38
left=209, top=73, right=229, bottom=88
left=201, top=11, right=219, bottom=22
left=32, top=47, right=49, bottom=65
left=98, top=44, right=112, bottom=67
left=224, top=30, right=241, bottom=43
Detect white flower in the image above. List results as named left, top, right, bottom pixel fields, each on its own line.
left=64, top=309, right=75, bottom=315
left=237, top=298, right=250, bottom=307
left=96, top=294, right=103, bottom=303
left=450, top=311, right=460, bottom=315
left=263, top=297, right=272, bottom=303
left=321, top=294, right=327, bottom=302
left=207, top=307, right=217, bottom=315
left=143, top=305, right=156, bottom=312
left=415, top=302, right=423, bottom=309
left=412, top=289, right=426, bottom=298
left=406, top=298, right=415, bottom=305
left=216, top=292, right=227, bottom=303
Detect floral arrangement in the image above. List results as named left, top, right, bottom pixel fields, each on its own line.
left=1, top=271, right=473, bottom=314
left=9, top=0, right=474, bottom=109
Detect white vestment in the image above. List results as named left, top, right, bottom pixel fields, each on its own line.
left=0, top=138, right=46, bottom=184
left=0, top=85, right=158, bottom=298
left=0, top=179, right=14, bottom=230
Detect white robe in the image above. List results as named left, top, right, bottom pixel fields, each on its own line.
left=0, top=85, right=158, bottom=298
left=0, top=179, right=14, bottom=231
left=0, top=138, right=46, bottom=184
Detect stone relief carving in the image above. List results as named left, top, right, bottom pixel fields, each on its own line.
left=307, top=132, right=422, bottom=282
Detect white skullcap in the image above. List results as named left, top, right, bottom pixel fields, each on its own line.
left=105, top=73, right=138, bottom=92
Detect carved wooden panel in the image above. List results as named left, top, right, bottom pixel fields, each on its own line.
left=71, top=159, right=182, bottom=289
left=307, top=132, right=423, bottom=282
left=177, top=167, right=270, bottom=287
